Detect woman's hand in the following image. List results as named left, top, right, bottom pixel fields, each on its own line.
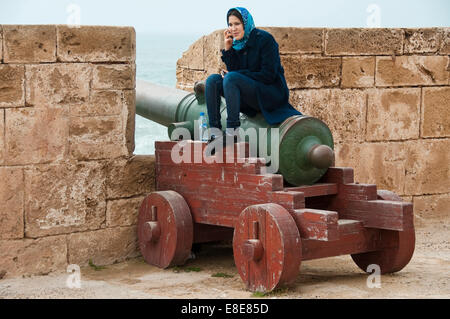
left=224, top=29, right=233, bottom=51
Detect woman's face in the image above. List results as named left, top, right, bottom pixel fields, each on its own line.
left=228, top=15, right=244, bottom=41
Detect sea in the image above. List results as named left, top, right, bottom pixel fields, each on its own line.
left=135, top=32, right=203, bottom=155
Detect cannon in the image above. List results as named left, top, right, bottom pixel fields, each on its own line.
left=136, top=79, right=415, bottom=293
left=136, top=80, right=334, bottom=186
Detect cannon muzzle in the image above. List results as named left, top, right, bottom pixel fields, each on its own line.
left=136, top=79, right=334, bottom=185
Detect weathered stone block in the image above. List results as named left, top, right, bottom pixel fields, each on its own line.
left=177, top=36, right=204, bottom=70
left=176, top=68, right=207, bottom=91
left=3, top=25, right=56, bottom=63
left=106, top=155, right=155, bottom=199
left=263, top=27, right=323, bottom=54
left=422, top=87, right=450, bottom=138
left=341, top=57, right=375, bottom=88
left=376, top=56, right=449, bottom=87
left=0, top=236, right=67, bottom=278
left=404, top=28, right=441, bottom=54
left=92, top=64, right=136, bottom=90
left=290, top=89, right=366, bottom=143
left=0, top=64, right=25, bottom=107
left=439, top=27, right=450, bottom=54
left=106, top=196, right=144, bottom=227
left=335, top=142, right=408, bottom=195
left=25, top=63, right=91, bottom=107
left=282, top=56, right=341, bottom=88
left=68, top=226, right=139, bottom=266
left=413, top=194, right=450, bottom=227
left=57, top=26, right=135, bottom=62
left=0, top=168, right=24, bottom=239
left=203, top=30, right=226, bottom=75
left=0, top=109, right=3, bottom=164
left=123, top=90, right=136, bottom=155
left=24, top=161, right=106, bottom=238
left=69, top=90, right=123, bottom=117
left=69, top=116, right=127, bottom=160
left=0, top=26, right=3, bottom=62
left=366, top=88, right=421, bottom=141
left=404, top=139, right=450, bottom=195
left=5, top=107, right=69, bottom=165
left=325, top=28, right=403, bottom=55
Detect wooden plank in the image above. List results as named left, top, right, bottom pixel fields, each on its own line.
left=285, top=183, right=338, bottom=197
left=293, top=209, right=339, bottom=241
left=340, top=200, right=414, bottom=231
left=319, top=167, right=354, bottom=184
left=302, top=228, right=382, bottom=261
left=338, top=219, right=364, bottom=236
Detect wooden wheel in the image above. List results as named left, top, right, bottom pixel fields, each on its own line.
left=138, top=191, right=193, bottom=269
left=233, top=203, right=302, bottom=292
left=351, top=190, right=415, bottom=274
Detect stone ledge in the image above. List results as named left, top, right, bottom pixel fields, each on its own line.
left=2, top=25, right=57, bottom=63
left=0, top=235, right=67, bottom=278
left=325, top=28, right=403, bottom=56
left=56, top=25, right=135, bottom=63
left=67, top=226, right=139, bottom=266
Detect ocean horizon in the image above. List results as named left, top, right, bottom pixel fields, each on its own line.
left=135, top=32, right=204, bottom=155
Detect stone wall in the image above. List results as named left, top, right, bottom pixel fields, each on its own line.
left=0, top=25, right=155, bottom=278
left=176, top=27, right=450, bottom=227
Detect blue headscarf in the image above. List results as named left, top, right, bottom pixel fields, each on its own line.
left=227, top=7, right=255, bottom=51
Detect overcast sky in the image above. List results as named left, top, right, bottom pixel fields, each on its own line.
left=0, top=0, right=449, bottom=35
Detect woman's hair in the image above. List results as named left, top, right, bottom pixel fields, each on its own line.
left=227, top=9, right=244, bottom=25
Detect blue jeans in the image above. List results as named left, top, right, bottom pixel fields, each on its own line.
left=205, top=72, right=260, bottom=130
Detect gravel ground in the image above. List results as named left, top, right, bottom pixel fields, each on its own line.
left=0, top=223, right=448, bottom=299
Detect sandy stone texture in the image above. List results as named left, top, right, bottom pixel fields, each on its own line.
left=123, top=90, right=136, bottom=155
left=376, top=55, right=449, bottom=87
left=106, top=196, right=145, bottom=227
left=336, top=139, right=450, bottom=196
left=421, top=87, right=450, bottom=138
left=263, top=27, right=323, bottom=54
left=413, top=194, right=450, bottom=228
left=282, top=56, right=341, bottom=88
left=5, top=107, right=69, bottom=165
left=106, top=155, right=155, bottom=199
left=69, top=115, right=127, bottom=160
left=439, top=27, right=450, bottom=54
left=325, top=28, right=403, bottom=56
left=404, top=139, right=450, bottom=196
left=57, top=26, right=135, bottom=62
left=366, top=88, right=421, bottom=141
left=67, top=226, right=139, bottom=266
left=0, top=168, right=24, bottom=240
left=25, top=63, right=91, bottom=108
left=203, top=30, right=226, bottom=76
left=0, top=64, right=25, bottom=107
left=335, top=142, right=408, bottom=196
left=177, top=36, right=204, bottom=70
left=291, top=89, right=366, bottom=144
left=0, top=236, right=67, bottom=278
left=341, top=57, right=375, bottom=88
left=3, top=25, right=56, bottom=63
left=404, top=28, right=442, bottom=54
left=0, top=110, right=3, bottom=164
left=92, top=64, right=136, bottom=90
left=70, top=90, right=123, bottom=117
left=24, top=161, right=107, bottom=238
left=0, top=26, right=3, bottom=62
left=176, top=68, right=207, bottom=91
